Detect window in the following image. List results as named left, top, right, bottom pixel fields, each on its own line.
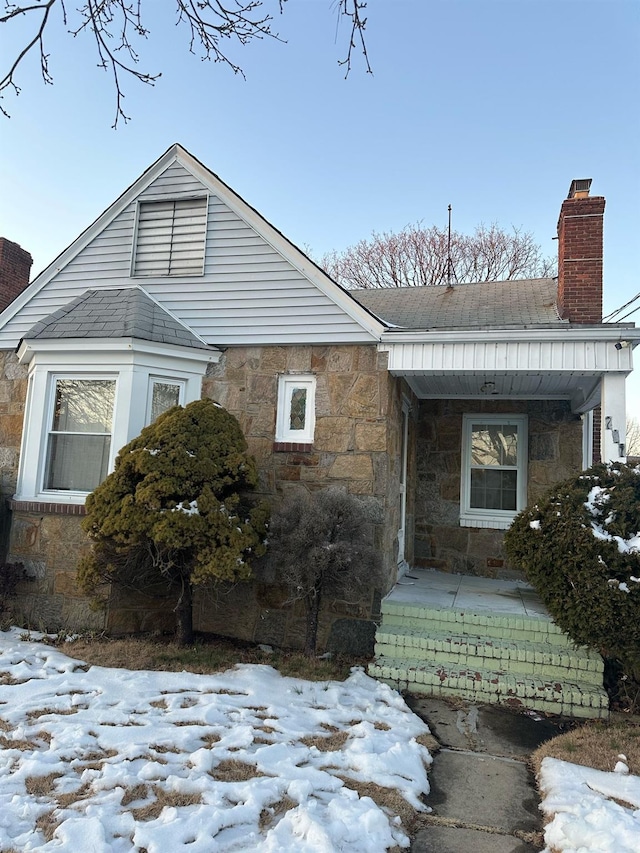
left=132, top=197, right=208, bottom=277
left=45, top=378, right=115, bottom=492
left=276, top=375, right=316, bottom=443
left=15, top=339, right=216, bottom=505
left=147, top=378, right=184, bottom=424
left=460, top=414, right=527, bottom=528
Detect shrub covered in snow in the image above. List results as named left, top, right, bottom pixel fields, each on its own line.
left=504, top=462, right=640, bottom=679
left=79, top=399, right=269, bottom=644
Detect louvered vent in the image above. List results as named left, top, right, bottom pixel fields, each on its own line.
left=133, top=197, right=207, bottom=276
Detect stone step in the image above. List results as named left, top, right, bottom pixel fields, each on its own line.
left=381, top=600, right=574, bottom=647
left=374, top=625, right=604, bottom=686
left=368, top=656, right=609, bottom=719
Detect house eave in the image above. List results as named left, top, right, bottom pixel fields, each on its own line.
left=16, top=336, right=221, bottom=366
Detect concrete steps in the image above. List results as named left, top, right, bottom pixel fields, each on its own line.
left=368, top=598, right=608, bottom=719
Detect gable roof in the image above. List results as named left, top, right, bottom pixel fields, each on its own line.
left=24, top=287, right=212, bottom=350
left=351, top=278, right=566, bottom=331
left=0, top=145, right=384, bottom=347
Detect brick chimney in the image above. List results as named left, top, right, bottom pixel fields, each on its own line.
left=0, top=238, right=32, bottom=312
left=557, top=179, right=605, bottom=324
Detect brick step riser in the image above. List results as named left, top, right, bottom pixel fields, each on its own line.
left=374, top=644, right=604, bottom=686
left=381, top=604, right=568, bottom=637
left=380, top=613, right=575, bottom=647
left=375, top=632, right=603, bottom=673
left=372, top=671, right=608, bottom=720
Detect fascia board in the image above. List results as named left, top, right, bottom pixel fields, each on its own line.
left=175, top=146, right=385, bottom=340
left=380, top=326, right=640, bottom=345
left=17, top=336, right=220, bottom=366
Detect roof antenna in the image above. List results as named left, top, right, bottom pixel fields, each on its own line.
left=446, top=204, right=457, bottom=289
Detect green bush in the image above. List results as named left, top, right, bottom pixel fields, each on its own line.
left=79, top=399, right=269, bottom=644
left=504, top=462, right=640, bottom=678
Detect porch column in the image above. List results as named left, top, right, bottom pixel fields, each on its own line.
left=600, top=373, right=627, bottom=463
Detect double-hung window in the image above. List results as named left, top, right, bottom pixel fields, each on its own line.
left=460, top=414, right=527, bottom=528
left=276, top=375, right=316, bottom=444
left=44, top=378, right=115, bottom=493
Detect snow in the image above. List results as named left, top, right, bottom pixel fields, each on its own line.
left=0, top=629, right=432, bottom=852
left=539, top=757, right=640, bottom=853
left=3, top=630, right=640, bottom=852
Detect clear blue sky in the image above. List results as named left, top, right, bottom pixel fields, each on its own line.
left=1, top=0, right=639, bottom=418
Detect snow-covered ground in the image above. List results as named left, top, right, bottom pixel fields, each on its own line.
left=539, top=756, right=640, bottom=853
left=2, top=630, right=639, bottom=852
left=0, top=629, right=432, bottom=852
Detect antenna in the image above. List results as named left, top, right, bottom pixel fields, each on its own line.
left=446, top=204, right=457, bottom=289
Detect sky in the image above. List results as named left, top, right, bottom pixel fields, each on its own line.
left=1, top=0, right=639, bottom=420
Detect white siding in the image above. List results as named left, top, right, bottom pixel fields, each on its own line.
left=0, top=162, right=374, bottom=347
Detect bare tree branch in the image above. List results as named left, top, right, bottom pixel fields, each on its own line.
left=1, top=0, right=370, bottom=125
left=321, top=222, right=557, bottom=289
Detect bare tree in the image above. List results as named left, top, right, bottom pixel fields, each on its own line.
left=1, top=0, right=370, bottom=126
left=627, top=417, right=640, bottom=457
left=267, top=488, right=382, bottom=656
left=322, top=222, right=556, bottom=289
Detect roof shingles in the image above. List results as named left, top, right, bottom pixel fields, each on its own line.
left=24, top=288, right=210, bottom=350
left=350, top=278, right=566, bottom=330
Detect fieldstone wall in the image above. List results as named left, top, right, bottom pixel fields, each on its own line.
left=0, top=352, right=27, bottom=558
left=415, top=399, right=582, bottom=578
left=2, top=343, right=412, bottom=654
left=185, top=343, right=410, bottom=653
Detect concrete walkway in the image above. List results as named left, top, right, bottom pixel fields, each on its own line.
left=408, top=695, right=565, bottom=852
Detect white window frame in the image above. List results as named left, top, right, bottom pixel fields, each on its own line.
left=15, top=339, right=217, bottom=504
left=146, top=376, right=186, bottom=425
left=131, top=196, right=208, bottom=278
left=276, top=374, right=316, bottom=443
left=460, top=414, right=528, bottom=529
left=42, top=374, right=117, bottom=497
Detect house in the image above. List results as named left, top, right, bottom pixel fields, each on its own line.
left=0, top=147, right=637, bottom=684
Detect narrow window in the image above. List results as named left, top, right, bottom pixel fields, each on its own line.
left=147, top=379, right=184, bottom=424
left=133, top=197, right=207, bottom=277
left=276, top=375, right=316, bottom=443
left=44, top=378, right=116, bottom=492
left=461, top=414, right=527, bottom=527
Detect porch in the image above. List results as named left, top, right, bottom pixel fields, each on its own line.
left=368, top=568, right=609, bottom=719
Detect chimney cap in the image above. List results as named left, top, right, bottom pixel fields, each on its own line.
left=568, top=178, right=592, bottom=199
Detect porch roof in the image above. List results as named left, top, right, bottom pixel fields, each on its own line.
left=351, top=278, right=564, bottom=330
left=379, top=326, right=640, bottom=412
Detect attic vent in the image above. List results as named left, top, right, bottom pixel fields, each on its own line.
left=567, top=179, right=592, bottom=199
left=133, top=197, right=208, bottom=277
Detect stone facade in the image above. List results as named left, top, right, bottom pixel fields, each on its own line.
left=3, top=343, right=413, bottom=654
left=414, top=399, right=583, bottom=577
left=0, top=351, right=28, bottom=561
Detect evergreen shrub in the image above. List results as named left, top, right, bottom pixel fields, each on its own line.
left=504, top=462, right=640, bottom=679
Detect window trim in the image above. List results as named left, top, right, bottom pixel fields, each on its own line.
left=42, top=374, right=117, bottom=497
left=276, top=374, right=316, bottom=444
left=460, top=413, right=528, bottom=529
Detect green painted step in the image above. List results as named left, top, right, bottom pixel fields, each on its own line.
left=381, top=601, right=574, bottom=647
left=374, top=626, right=603, bottom=686
left=368, top=657, right=609, bottom=720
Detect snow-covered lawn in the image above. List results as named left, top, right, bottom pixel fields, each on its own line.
left=0, top=629, right=432, bottom=852
left=2, top=630, right=640, bottom=853
left=539, top=756, right=640, bottom=853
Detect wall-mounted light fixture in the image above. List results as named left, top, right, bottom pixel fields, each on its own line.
left=615, top=341, right=631, bottom=350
